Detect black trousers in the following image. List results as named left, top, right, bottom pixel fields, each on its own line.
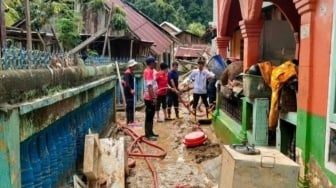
left=155, top=95, right=167, bottom=111
left=167, top=91, right=179, bottom=108
left=192, top=93, right=209, bottom=110
left=167, top=91, right=179, bottom=117
left=144, top=99, right=156, bottom=137
left=126, top=98, right=134, bottom=124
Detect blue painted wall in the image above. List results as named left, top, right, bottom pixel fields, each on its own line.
left=20, top=90, right=114, bottom=187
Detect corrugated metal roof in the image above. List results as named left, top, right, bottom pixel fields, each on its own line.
left=175, top=46, right=205, bottom=58
left=105, top=0, right=173, bottom=55
left=160, top=21, right=182, bottom=33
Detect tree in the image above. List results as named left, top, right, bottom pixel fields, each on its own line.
left=4, top=0, right=21, bottom=26
left=56, top=13, right=82, bottom=50
left=187, top=22, right=205, bottom=37
left=111, top=5, right=128, bottom=31
left=126, top=0, right=212, bottom=31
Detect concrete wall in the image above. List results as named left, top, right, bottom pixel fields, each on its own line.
left=0, top=64, right=118, bottom=187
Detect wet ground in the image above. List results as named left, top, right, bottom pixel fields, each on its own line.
left=113, top=104, right=222, bottom=188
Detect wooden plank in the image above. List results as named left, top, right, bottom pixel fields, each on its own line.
left=73, top=174, right=87, bottom=188
left=69, top=28, right=108, bottom=55
left=83, top=134, right=100, bottom=180
left=102, top=10, right=112, bottom=57
left=115, top=61, right=126, bottom=108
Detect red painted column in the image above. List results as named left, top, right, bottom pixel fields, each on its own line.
left=293, top=0, right=316, bottom=185
left=293, top=0, right=316, bottom=111
left=216, top=36, right=231, bottom=58
left=239, top=20, right=263, bottom=71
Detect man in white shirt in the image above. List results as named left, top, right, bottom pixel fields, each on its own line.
left=188, top=58, right=214, bottom=120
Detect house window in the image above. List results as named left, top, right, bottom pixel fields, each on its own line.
left=325, top=2, right=336, bottom=173
left=328, top=129, right=336, bottom=163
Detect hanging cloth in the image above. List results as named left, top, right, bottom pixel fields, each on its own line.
left=258, top=61, right=298, bottom=129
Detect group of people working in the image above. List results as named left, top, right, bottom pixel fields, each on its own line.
left=123, top=56, right=215, bottom=141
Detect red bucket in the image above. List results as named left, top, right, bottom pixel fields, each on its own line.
left=183, top=131, right=207, bottom=147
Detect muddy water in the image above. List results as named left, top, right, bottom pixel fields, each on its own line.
left=114, top=105, right=222, bottom=188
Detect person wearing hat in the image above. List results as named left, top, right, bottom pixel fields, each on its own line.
left=143, top=56, right=159, bottom=141
left=188, top=58, right=215, bottom=121
left=122, top=59, right=138, bottom=125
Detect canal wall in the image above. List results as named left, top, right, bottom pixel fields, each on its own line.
left=0, top=64, right=118, bottom=187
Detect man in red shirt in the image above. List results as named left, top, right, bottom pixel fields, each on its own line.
left=143, top=56, right=159, bottom=141
left=155, top=63, right=169, bottom=122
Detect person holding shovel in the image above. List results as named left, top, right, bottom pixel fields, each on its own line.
left=122, top=59, right=138, bottom=126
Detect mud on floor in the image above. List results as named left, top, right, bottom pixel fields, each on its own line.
left=114, top=109, right=222, bottom=188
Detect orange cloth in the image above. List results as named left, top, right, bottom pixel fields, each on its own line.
left=257, top=61, right=275, bottom=86
left=258, top=61, right=297, bottom=129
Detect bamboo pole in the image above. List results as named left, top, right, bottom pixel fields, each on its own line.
left=51, top=27, right=63, bottom=52
left=102, top=9, right=113, bottom=57
left=115, top=61, right=126, bottom=108
left=68, top=28, right=107, bottom=55
left=129, top=39, right=133, bottom=58
left=36, top=31, right=46, bottom=51
left=25, top=0, right=32, bottom=52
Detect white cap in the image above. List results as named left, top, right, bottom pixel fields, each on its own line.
left=127, top=59, right=138, bottom=67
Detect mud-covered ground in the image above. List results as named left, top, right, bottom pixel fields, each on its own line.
left=113, top=104, right=222, bottom=188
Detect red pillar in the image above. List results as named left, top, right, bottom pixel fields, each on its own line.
left=216, top=36, right=231, bottom=58
left=293, top=0, right=316, bottom=185
left=239, top=20, right=263, bottom=71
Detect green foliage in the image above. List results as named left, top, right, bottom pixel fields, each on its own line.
left=87, top=49, right=98, bottom=56
left=4, top=0, right=22, bottom=26
left=114, top=6, right=126, bottom=16
left=111, top=14, right=128, bottom=31
left=56, top=15, right=81, bottom=50
left=4, top=7, right=20, bottom=26
left=88, top=0, right=105, bottom=11
left=126, top=0, right=212, bottom=31
left=187, top=22, right=206, bottom=37
left=111, top=6, right=128, bottom=31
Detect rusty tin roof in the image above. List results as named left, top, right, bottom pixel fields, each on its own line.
left=105, top=0, right=173, bottom=55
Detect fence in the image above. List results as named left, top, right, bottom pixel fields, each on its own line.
left=0, top=48, right=145, bottom=70
left=220, top=96, right=242, bottom=124
left=0, top=47, right=145, bottom=187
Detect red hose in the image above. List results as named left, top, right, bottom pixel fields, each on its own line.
left=116, top=120, right=166, bottom=188
left=178, top=91, right=215, bottom=117
left=157, top=87, right=215, bottom=118
left=117, top=85, right=213, bottom=187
